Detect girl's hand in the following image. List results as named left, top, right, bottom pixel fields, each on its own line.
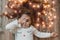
left=51, top=32, right=58, bottom=38
left=18, top=17, right=24, bottom=24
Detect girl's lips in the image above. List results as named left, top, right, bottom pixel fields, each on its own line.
left=21, top=23, right=26, bottom=27
left=22, top=23, right=29, bottom=28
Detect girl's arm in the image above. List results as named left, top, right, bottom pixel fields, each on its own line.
left=32, top=26, right=52, bottom=38
left=5, top=20, right=21, bottom=32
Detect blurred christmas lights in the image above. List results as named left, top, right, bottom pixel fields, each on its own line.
left=4, top=0, right=56, bottom=31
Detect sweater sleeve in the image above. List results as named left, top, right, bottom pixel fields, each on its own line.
left=5, top=20, right=21, bottom=32
left=32, top=26, right=52, bottom=38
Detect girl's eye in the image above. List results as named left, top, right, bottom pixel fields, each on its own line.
left=26, top=19, right=29, bottom=22
left=23, top=18, right=25, bottom=19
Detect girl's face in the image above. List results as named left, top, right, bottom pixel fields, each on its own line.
left=18, top=14, right=31, bottom=28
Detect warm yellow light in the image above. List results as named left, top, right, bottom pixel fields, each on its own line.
left=10, top=6, right=14, bottom=8
left=37, top=5, right=40, bottom=8
left=48, top=16, right=50, bottom=19
left=44, top=5, right=47, bottom=8
left=10, top=6, right=13, bottom=8
left=51, top=22, right=53, bottom=25
left=43, top=4, right=50, bottom=8
left=48, top=16, right=53, bottom=20
left=29, top=2, right=32, bottom=5
left=49, top=24, right=52, bottom=28
left=42, top=10, right=47, bottom=15
left=10, top=16, right=13, bottom=18
left=42, top=22, right=46, bottom=28
left=52, top=1, right=55, bottom=4
left=14, top=10, right=17, bottom=13
left=52, top=8, right=56, bottom=11
left=20, top=1, right=23, bottom=3
left=32, top=4, right=40, bottom=8
left=45, top=13, right=47, bottom=16
left=44, top=0, right=48, bottom=3
left=37, top=12, right=41, bottom=16
left=14, top=1, right=17, bottom=3
left=8, top=0, right=11, bottom=1
left=42, top=21, right=45, bottom=24
left=47, top=4, right=51, bottom=8
left=32, top=5, right=36, bottom=8
left=36, top=23, right=40, bottom=27
left=4, top=12, right=8, bottom=15
left=10, top=4, right=15, bottom=8
left=54, top=16, right=56, bottom=19
left=18, top=0, right=27, bottom=3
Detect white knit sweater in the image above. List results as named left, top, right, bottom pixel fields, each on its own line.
left=5, top=20, right=52, bottom=40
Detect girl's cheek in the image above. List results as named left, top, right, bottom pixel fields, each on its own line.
left=26, top=23, right=29, bottom=25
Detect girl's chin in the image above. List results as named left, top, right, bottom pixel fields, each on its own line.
left=22, top=26, right=29, bottom=28
left=23, top=25, right=29, bottom=27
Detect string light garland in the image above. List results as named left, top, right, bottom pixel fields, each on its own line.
left=3, top=0, right=56, bottom=31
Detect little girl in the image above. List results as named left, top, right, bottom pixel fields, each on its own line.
left=5, top=12, right=57, bottom=40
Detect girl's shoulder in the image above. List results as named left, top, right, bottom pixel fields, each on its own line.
left=30, top=25, right=35, bottom=30
left=12, top=19, right=18, bottom=23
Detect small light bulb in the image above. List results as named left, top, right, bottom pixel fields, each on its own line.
left=44, top=5, right=47, bottom=8
left=52, top=8, right=56, bottom=11
left=47, top=5, right=51, bottom=8
left=37, top=12, right=41, bottom=16
left=42, top=22, right=45, bottom=24
left=51, top=22, right=53, bottom=25
left=10, top=16, right=13, bottom=18
left=44, top=0, right=48, bottom=3
left=52, top=1, right=55, bottom=4
left=32, top=5, right=36, bottom=8
left=37, top=5, right=40, bottom=8
left=29, top=2, right=32, bottom=5
left=54, top=16, right=56, bottom=19
left=14, top=1, right=17, bottom=3
left=48, top=16, right=53, bottom=21
left=18, top=0, right=27, bottom=3
left=4, top=12, right=8, bottom=15
left=45, top=13, right=47, bottom=16
left=20, top=1, right=23, bottom=3
left=48, top=16, right=50, bottom=19
left=10, top=4, right=15, bottom=8
left=8, top=0, right=11, bottom=1
left=36, top=23, right=40, bottom=27
left=42, top=10, right=47, bottom=15
left=10, top=6, right=13, bottom=8
left=49, top=24, right=52, bottom=28
left=14, top=10, right=17, bottom=13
